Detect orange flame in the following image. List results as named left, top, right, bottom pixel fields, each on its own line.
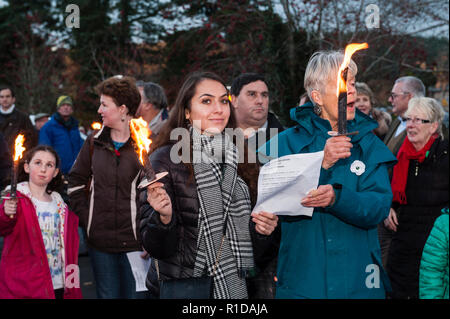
left=129, top=117, right=152, bottom=165
left=337, top=43, right=369, bottom=96
left=91, top=122, right=102, bottom=130
left=14, top=134, right=26, bottom=162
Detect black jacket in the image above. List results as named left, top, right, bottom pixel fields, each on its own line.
left=388, top=137, right=449, bottom=298
left=139, top=144, right=278, bottom=297
left=0, top=107, right=37, bottom=154
left=248, top=112, right=285, bottom=152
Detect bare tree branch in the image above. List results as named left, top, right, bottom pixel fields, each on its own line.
left=367, top=55, right=449, bottom=73
left=364, top=44, right=395, bottom=74
left=90, top=44, right=105, bottom=81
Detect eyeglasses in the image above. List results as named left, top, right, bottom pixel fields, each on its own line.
left=389, top=92, right=410, bottom=100
left=405, top=117, right=431, bottom=124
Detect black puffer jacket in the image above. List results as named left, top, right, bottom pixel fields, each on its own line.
left=139, top=143, right=277, bottom=297
left=387, top=137, right=449, bottom=298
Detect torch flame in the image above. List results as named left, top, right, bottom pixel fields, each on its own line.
left=337, top=43, right=369, bottom=96
left=91, top=122, right=102, bottom=130
left=129, top=117, right=152, bottom=165
left=14, top=134, right=26, bottom=162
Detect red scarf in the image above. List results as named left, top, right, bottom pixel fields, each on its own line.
left=391, top=135, right=437, bottom=204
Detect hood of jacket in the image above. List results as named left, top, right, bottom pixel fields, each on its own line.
left=281, top=102, right=396, bottom=166
left=16, top=181, right=66, bottom=210
left=290, top=102, right=378, bottom=142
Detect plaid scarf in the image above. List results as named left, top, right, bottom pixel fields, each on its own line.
left=191, top=127, right=254, bottom=299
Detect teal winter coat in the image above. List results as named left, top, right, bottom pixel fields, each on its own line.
left=259, top=102, right=397, bottom=299
left=419, top=210, right=449, bottom=299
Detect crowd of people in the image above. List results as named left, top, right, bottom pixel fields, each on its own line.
left=0, top=49, right=448, bottom=300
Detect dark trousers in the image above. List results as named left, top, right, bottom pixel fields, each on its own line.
left=54, top=288, right=64, bottom=299
left=377, top=222, right=394, bottom=270
left=247, top=258, right=278, bottom=299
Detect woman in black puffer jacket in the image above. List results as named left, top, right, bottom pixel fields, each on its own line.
left=139, top=72, right=278, bottom=299
left=385, top=97, right=449, bottom=299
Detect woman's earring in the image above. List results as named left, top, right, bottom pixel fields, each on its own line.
left=121, top=116, right=125, bottom=122
left=313, top=104, right=322, bottom=116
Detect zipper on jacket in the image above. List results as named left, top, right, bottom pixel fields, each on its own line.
left=114, top=148, right=120, bottom=248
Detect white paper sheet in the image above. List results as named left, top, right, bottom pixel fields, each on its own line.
left=253, top=151, right=324, bottom=216
left=126, top=251, right=151, bottom=292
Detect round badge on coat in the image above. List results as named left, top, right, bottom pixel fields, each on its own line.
left=350, top=160, right=366, bottom=176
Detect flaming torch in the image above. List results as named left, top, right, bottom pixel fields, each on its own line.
left=3, top=134, right=26, bottom=201
left=129, top=117, right=168, bottom=189
left=335, top=42, right=368, bottom=136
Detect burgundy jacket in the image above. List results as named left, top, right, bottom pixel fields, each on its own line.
left=0, top=184, right=82, bottom=299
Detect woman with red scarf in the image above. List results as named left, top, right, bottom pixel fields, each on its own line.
left=385, top=97, right=448, bottom=299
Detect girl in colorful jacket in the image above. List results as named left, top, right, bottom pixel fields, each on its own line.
left=0, top=145, right=82, bottom=299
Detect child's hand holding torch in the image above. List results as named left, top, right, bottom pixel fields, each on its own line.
left=3, top=199, right=17, bottom=219
left=2, top=134, right=26, bottom=218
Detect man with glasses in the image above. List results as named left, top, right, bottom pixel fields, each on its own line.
left=384, top=76, right=426, bottom=156
left=379, top=76, right=426, bottom=271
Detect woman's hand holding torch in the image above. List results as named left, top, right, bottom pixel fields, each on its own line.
left=146, top=182, right=172, bottom=225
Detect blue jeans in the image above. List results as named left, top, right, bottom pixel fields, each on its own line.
left=88, top=247, right=150, bottom=299
left=78, top=227, right=88, bottom=255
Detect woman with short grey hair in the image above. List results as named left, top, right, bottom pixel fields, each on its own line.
left=385, top=96, right=448, bottom=299
left=260, top=50, right=397, bottom=298
left=405, top=97, right=445, bottom=138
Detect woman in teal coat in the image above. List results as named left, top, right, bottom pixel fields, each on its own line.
left=259, top=50, right=397, bottom=298
left=419, top=208, right=449, bottom=299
